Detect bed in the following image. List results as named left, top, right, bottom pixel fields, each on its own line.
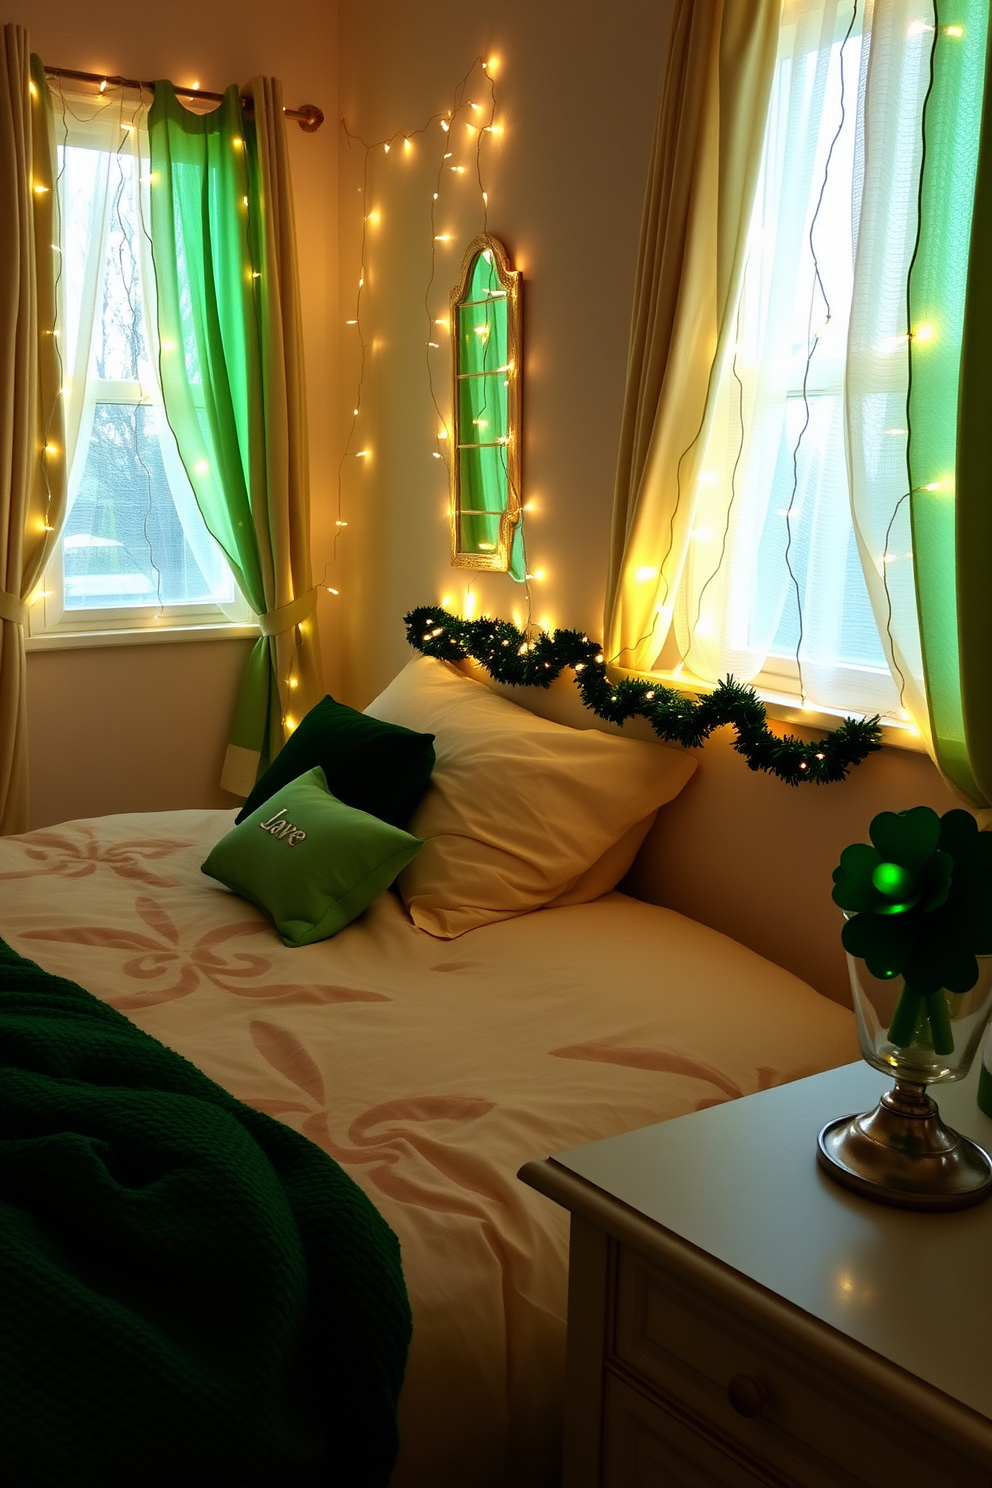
left=0, top=659, right=859, bottom=1486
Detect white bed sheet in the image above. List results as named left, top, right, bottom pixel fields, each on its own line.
left=0, top=809, right=858, bottom=1486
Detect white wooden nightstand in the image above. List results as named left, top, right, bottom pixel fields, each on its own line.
left=520, top=1062, right=992, bottom=1487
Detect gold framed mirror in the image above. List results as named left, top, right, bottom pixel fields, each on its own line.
left=449, top=234, right=523, bottom=576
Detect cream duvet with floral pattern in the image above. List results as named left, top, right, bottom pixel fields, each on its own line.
left=0, top=809, right=858, bottom=1488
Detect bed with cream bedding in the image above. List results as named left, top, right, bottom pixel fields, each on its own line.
left=0, top=805, right=857, bottom=1486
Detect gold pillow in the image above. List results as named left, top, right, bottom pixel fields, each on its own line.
left=544, top=812, right=657, bottom=909
left=364, top=657, right=696, bottom=937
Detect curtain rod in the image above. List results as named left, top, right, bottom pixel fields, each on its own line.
left=43, top=66, right=324, bottom=132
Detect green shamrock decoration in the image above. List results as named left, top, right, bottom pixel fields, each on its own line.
left=832, top=807, right=992, bottom=1053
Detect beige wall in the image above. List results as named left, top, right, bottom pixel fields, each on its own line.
left=27, top=636, right=254, bottom=824
left=16, top=0, right=339, bottom=826
left=334, top=0, right=960, bottom=1006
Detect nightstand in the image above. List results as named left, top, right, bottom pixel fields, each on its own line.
left=520, top=1062, right=992, bottom=1487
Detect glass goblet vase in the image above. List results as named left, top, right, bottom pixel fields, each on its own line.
left=817, top=955, right=992, bottom=1210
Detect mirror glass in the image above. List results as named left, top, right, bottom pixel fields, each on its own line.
left=450, top=235, right=523, bottom=575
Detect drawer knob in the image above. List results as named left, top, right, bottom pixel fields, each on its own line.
left=727, top=1373, right=766, bottom=1418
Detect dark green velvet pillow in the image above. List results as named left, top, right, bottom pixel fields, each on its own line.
left=204, top=768, right=424, bottom=947
left=236, top=694, right=435, bottom=827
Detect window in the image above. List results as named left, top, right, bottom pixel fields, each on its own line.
left=28, top=90, right=249, bottom=642
left=652, top=0, right=940, bottom=731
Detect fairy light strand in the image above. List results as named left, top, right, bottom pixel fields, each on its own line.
left=337, top=56, right=533, bottom=621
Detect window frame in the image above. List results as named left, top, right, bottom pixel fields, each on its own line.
left=33, top=88, right=252, bottom=648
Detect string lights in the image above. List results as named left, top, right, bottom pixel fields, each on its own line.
left=332, top=57, right=529, bottom=602
left=404, top=605, right=882, bottom=785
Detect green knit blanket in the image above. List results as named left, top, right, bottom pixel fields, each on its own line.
left=0, top=937, right=411, bottom=1487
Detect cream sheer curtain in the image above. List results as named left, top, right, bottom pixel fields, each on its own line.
left=671, top=0, right=904, bottom=719
left=608, top=0, right=948, bottom=733
left=53, top=95, right=113, bottom=502
left=847, top=1, right=934, bottom=746
left=606, top=0, right=781, bottom=674
left=247, top=74, right=323, bottom=771
left=0, top=27, right=65, bottom=834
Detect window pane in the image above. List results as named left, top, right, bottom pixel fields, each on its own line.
left=754, top=397, right=888, bottom=671
left=64, top=404, right=224, bottom=608
left=56, top=122, right=240, bottom=625
left=92, top=155, right=152, bottom=383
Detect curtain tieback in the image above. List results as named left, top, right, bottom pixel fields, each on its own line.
left=256, top=588, right=318, bottom=637
left=0, top=590, right=28, bottom=626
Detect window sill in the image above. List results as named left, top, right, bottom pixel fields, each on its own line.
left=756, top=688, right=926, bottom=755
left=613, top=665, right=927, bottom=755
left=25, top=622, right=260, bottom=653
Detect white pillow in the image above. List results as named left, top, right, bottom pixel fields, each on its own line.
left=364, top=656, right=695, bottom=936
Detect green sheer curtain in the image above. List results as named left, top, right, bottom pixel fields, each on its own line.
left=956, top=5, right=992, bottom=810
left=907, top=0, right=990, bottom=807
left=148, top=79, right=321, bottom=797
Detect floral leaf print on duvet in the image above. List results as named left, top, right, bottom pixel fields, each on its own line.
left=0, top=828, right=191, bottom=888
left=248, top=1019, right=501, bottom=1213
left=20, top=896, right=391, bottom=1009
left=549, top=1040, right=814, bottom=1110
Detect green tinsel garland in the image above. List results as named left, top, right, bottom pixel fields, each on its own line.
left=405, top=605, right=883, bottom=785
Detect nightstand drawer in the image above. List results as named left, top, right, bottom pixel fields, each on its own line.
left=611, top=1242, right=984, bottom=1488
left=602, top=1371, right=790, bottom=1487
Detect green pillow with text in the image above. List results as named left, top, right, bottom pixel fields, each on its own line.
left=202, top=767, right=423, bottom=947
